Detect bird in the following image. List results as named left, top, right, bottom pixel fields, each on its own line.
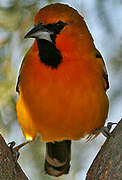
left=16, top=3, right=109, bottom=177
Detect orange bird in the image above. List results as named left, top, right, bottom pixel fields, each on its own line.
left=16, top=3, right=109, bottom=177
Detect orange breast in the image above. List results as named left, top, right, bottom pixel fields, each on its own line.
left=16, top=44, right=108, bottom=142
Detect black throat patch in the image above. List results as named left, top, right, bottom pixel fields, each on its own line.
left=36, top=39, right=62, bottom=68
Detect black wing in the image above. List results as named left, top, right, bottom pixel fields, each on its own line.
left=16, top=75, right=20, bottom=93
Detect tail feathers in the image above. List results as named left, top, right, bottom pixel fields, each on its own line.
left=45, top=140, right=71, bottom=177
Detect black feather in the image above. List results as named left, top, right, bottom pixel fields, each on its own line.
left=37, top=39, right=62, bottom=68
left=45, top=140, right=71, bottom=177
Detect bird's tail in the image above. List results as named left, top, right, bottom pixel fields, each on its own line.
left=45, top=140, right=71, bottom=177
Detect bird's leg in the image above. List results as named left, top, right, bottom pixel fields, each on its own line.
left=8, top=141, right=31, bottom=162
left=86, top=122, right=117, bottom=142
left=93, top=122, right=117, bottom=138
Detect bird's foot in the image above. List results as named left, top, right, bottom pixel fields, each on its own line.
left=93, top=122, right=117, bottom=138
left=8, top=141, right=31, bottom=162
left=86, top=122, right=117, bottom=142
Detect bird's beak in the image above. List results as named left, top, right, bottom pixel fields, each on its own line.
left=24, top=22, right=50, bottom=39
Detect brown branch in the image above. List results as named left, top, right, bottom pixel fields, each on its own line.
left=1, top=119, right=121, bottom=180
left=86, top=119, right=122, bottom=180
left=0, top=134, right=29, bottom=180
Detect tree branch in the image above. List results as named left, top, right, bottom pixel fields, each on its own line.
left=0, top=134, right=28, bottom=180
left=1, top=119, right=121, bottom=179
left=86, top=119, right=122, bottom=180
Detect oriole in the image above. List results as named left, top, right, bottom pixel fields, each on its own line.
left=16, top=3, right=109, bottom=177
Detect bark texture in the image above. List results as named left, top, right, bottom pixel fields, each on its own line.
left=86, top=119, right=122, bottom=180
left=0, top=119, right=121, bottom=180
left=0, top=134, right=28, bottom=180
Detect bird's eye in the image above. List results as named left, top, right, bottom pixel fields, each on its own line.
left=56, top=21, right=68, bottom=29
left=96, top=53, right=102, bottom=58
left=56, top=20, right=64, bottom=25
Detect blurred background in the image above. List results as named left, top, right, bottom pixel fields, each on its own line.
left=0, top=0, right=122, bottom=179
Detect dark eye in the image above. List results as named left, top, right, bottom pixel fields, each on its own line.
left=56, top=20, right=64, bottom=25
left=56, top=21, right=68, bottom=29
left=44, top=20, right=68, bottom=36
left=96, top=53, right=102, bottom=58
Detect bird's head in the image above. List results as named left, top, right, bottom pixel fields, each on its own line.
left=24, top=3, right=94, bottom=68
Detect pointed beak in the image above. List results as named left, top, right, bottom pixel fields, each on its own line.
left=24, top=22, right=49, bottom=39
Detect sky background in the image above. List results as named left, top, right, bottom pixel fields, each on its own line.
left=0, top=0, right=122, bottom=180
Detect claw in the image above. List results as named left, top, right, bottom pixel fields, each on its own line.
left=106, top=122, right=117, bottom=132
left=8, top=141, right=16, bottom=149
left=102, top=122, right=117, bottom=137
left=92, top=122, right=117, bottom=138
left=8, top=141, right=20, bottom=161
left=8, top=141, right=31, bottom=162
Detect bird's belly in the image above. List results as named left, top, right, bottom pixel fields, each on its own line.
left=16, top=79, right=108, bottom=142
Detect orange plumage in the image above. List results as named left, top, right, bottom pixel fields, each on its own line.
left=16, top=3, right=109, bottom=176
